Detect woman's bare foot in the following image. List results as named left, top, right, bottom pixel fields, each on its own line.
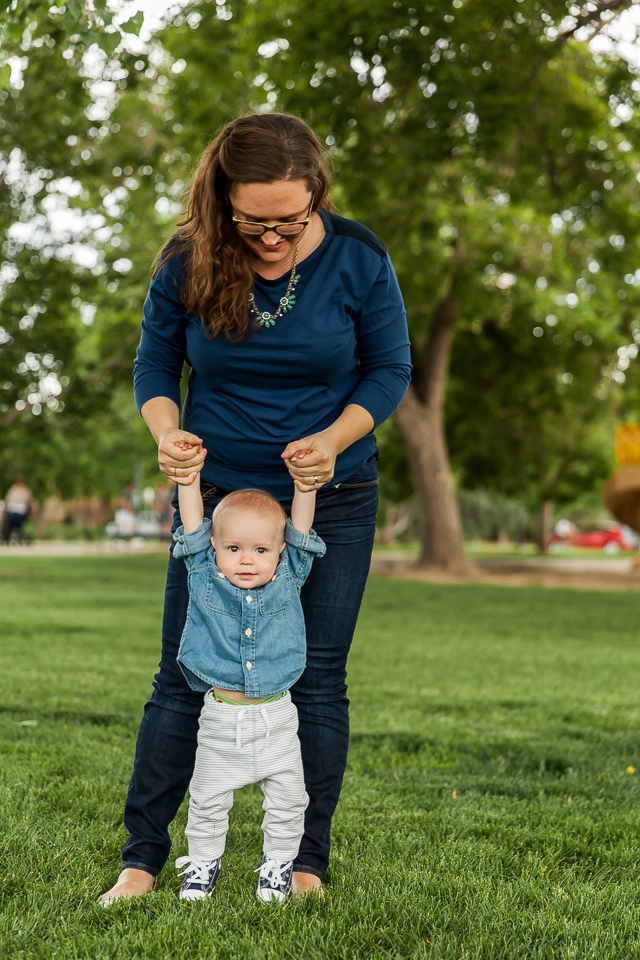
left=100, top=868, right=156, bottom=905
left=291, top=871, right=324, bottom=898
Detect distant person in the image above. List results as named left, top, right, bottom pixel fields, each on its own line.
left=119, top=483, right=135, bottom=511
left=2, top=475, right=33, bottom=544
left=113, top=504, right=137, bottom=539
left=111, top=483, right=137, bottom=539
left=153, top=480, right=174, bottom=539
left=100, top=112, right=411, bottom=905
left=164, top=449, right=324, bottom=904
left=553, top=519, right=576, bottom=540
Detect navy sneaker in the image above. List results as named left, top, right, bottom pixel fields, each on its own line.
left=176, top=856, right=222, bottom=901
left=255, top=857, right=293, bottom=903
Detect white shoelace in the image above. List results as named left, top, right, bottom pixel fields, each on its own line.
left=175, top=856, right=217, bottom=886
left=255, top=858, right=293, bottom=889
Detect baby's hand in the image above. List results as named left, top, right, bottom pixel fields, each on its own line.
left=175, top=439, right=205, bottom=459
left=288, top=448, right=313, bottom=464
left=175, top=441, right=204, bottom=484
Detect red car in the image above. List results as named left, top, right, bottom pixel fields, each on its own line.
left=549, top=525, right=637, bottom=553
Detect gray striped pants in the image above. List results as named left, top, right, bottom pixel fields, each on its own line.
left=185, top=690, right=309, bottom=862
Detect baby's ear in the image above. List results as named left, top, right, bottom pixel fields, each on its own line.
left=210, top=536, right=215, bottom=549
left=279, top=542, right=286, bottom=554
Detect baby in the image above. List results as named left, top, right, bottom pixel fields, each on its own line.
left=172, top=456, right=325, bottom=903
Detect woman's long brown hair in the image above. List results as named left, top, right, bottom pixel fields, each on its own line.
left=153, top=113, right=334, bottom=339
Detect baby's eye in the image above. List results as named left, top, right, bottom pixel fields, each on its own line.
left=228, top=545, right=239, bottom=553
left=256, top=547, right=267, bottom=554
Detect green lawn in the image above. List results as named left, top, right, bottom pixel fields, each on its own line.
left=2, top=556, right=640, bottom=959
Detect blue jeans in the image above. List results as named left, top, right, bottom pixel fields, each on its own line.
left=2, top=510, right=27, bottom=543
left=121, top=459, right=379, bottom=880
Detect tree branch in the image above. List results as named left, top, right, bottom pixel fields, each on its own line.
left=413, top=242, right=465, bottom=410
left=554, top=0, right=634, bottom=46
left=542, top=451, right=576, bottom=500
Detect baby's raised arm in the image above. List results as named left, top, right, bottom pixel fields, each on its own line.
left=289, top=448, right=317, bottom=535
left=290, top=486, right=316, bottom=536
left=176, top=442, right=204, bottom=534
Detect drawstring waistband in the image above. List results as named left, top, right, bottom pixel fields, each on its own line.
left=235, top=708, right=247, bottom=750
left=205, top=689, right=286, bottom=751
left=234, top=704, right=271, bottom=751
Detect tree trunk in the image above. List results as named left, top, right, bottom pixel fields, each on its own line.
left=392, top=248, right=472, bottom=573
left=377, top=502, right=413, bottom=546
left=537, top=499, right=553, bottom=553
left=395, top=386, right=471, bottom=573
left=34, top=501, right=46, bottom=539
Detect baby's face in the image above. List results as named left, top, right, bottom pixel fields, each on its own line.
left=212, top=508, right=285, bottom=589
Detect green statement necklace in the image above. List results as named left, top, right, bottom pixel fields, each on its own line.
left=248, top=242, right=301, bottom=328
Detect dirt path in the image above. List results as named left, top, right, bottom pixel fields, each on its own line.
left=370, top=554, right=640, bottom=591
left=0, top=540, right=168, bottom=558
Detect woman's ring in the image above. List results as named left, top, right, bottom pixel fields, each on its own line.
left=314, top=476, right=319, bottom=487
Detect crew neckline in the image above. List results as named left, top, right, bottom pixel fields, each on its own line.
left=254, top=209, right=334, bottom=287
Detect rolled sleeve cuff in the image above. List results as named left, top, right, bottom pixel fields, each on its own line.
left=284, top=517, right=326, bottom=557
left=349, top=373, right=411, bottom=429
left=172, top=521, right=212, bottom=559
left=134, top=372, right=183, bottom=415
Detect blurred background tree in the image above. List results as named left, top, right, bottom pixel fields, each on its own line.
left=2, top=0, right=640, bottom=560
left=0, top=2, right=155, bottom=500
left=243, top=0, right=640, bottom=565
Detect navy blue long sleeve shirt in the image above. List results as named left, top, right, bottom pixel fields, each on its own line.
left=134, top=210, right=411, bottom=499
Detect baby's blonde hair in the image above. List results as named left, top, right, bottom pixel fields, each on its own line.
left=211, top=488, right=287, bottom=538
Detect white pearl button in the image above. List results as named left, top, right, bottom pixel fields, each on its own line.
left=246, top=595, right=253, bottom=603
left=245, top=628, right=252, bottom=637
left=246, top=661, right=252, bottom=670
left=217, top=573, right=225, bottom=579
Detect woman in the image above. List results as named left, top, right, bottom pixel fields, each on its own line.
left=101, top=113, right=411, bottom=902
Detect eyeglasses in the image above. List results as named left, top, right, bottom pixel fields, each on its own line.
left=231, top=197, right=314, bottom=237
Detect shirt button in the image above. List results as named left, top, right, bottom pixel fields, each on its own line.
left=246, top=661, right=252, bottom=670
left=271, top=575, right=276, bottom=582
left=217, top=573, right=225, bottom=579
left=246, top=595, right=253, bottom=603
left=245, top=628, right=252, bottom=637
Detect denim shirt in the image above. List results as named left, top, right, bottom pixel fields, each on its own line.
left=172, top=518, right=326, bottom=697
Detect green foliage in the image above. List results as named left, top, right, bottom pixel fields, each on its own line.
left=0, top=0, right=145, bottom=82
left=239, top=0, right=640, bottom=512
left=374, top=417, right=413, bottom=508
left=0, top=3, right=158, bottom=498
left=447, top=310, right=617, bottom=507
left=4, top=559, right=640, bottom=956
left=3, top=0, right=640, bottom=514
left=458, top=487, right=531, bottom=541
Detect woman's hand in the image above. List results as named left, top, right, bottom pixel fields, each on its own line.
left=281, top=433, right=338, bottom=492
left=281, top=406, right=374, bottom=492
left=158, top=429, right=207, bottom=485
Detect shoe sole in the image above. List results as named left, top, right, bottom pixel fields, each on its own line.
left=256, top=890, right=288, bottom=903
